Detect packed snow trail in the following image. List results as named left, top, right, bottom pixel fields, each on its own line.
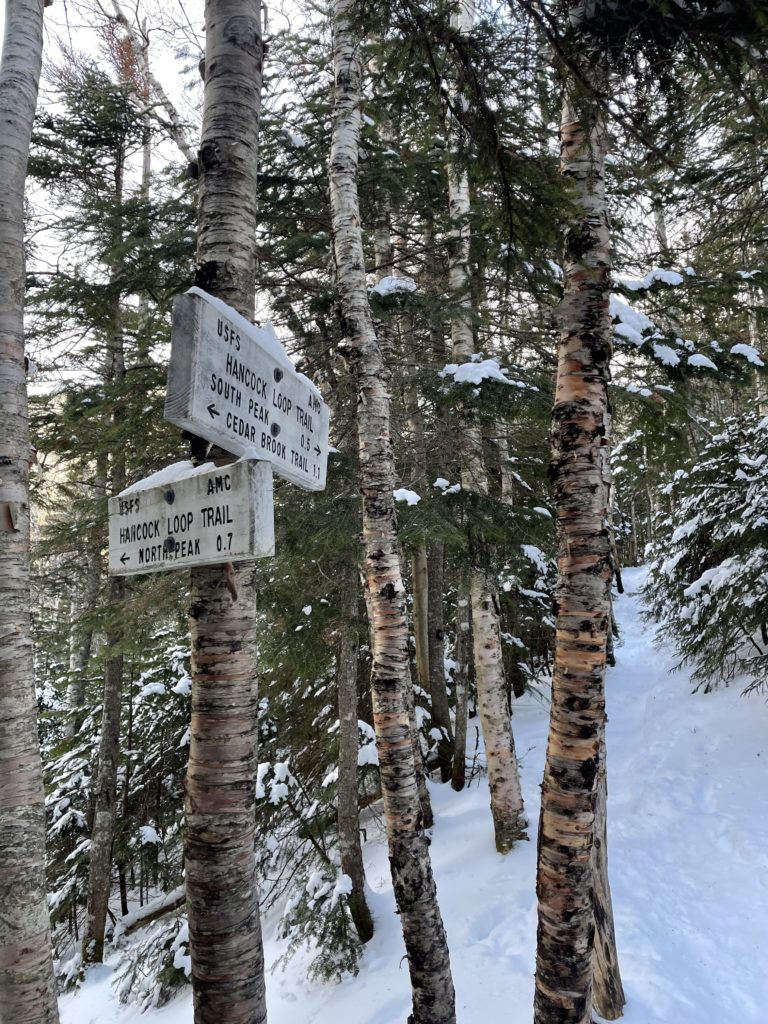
left=60, top=568, right=768, bottom=1024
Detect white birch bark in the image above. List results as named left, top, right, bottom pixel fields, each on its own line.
left=329, top=3, right=455, bottom=1018
left=184, top=5, right=267, bottom=1023
left=534, top=42, right=623, bottom=1020
left=446, top=0, right=526, bottom=851
left=0, top=2, right=60, bottom=1020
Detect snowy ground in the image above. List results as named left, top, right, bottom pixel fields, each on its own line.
left=60, top=568, right=768, bottom=1024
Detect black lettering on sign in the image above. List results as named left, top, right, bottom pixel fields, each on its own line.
left=120, top=520, right=160, bottom=544
left=171, top=538, right=202, bottom=558
left=260, top=432, right=286, bottom=460
left=218, top=318, right=241, bottom=351
left=226, top=412, right=258, bottom=443
left=290, top=450, right=308, bottom=471
left=272, top=391, right=293, bottom=417
left=224, top=354, right=269, bottom=399
left=138, top=543, right=163, bottom=565
left=167, top=512, right=193, bottom=534
left=118, top=496, right=140, bottom=515
left=201, top=505, right=234, bottom=528
left=246, top=397, right=269, bottom=424
left=207, top=474, right=232, bottom=496
left=296, top=406, right=313, bottom=432
left=210, top=373, right=242, bottom=408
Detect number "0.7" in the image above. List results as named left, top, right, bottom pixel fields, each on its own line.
left=216, top=533, right=233, bottom=553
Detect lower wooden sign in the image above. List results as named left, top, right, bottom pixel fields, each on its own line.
left=108, top=459, right=274, bottom=576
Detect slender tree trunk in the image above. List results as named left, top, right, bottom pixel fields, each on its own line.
left=183, top=5, right=267, bottom=1023
left=427, top=539, right=453, bottom=781
left=592, top=722, right=625, bottom=1019
left=336, top=582, right=374, bottom=942
left=404, top=662, right=434, bottom=830
left=470, top=573, right=526, bottom=851
left=65, top=552, right=100, bottom=738
left=371, top=181, right=397, bottom=364
left=445, top=0, right=525, bottom=851
left=411, top=545, right=430, bottom=693
left=81, top=602, right=123, bottom=963
left=451, top=590, right=470, bottom=792
left=116, top=644, right=134, bottom=919
left=497, top=427, right=517, bottom=505
left=361, top=555, right=433, bottom=830
left=329, top=5, right=455, bottom=1020
left=0, top=2, right=60, bottom=1020
left=642, top=441, right=655, bottom=543
left=533, top=60, right=622, bottom=1024
left=82, top=140, right=128, bottom=967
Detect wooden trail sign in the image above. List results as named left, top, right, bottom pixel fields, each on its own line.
left=166, top=288, right=330, bottom=490
left=108, top=460, right=274, bottom=576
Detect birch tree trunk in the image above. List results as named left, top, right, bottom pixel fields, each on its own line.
left=183, top=4, right=267, bottom=1023
left=329, top=4, right=455, bottom=1019
left=446, top=0, right=526, bottom=851
left=0, top=1, right=60, bottom=1020
left=336, top=582, right=374, bottom=942
left=533, top=61, right=622, bottom=1024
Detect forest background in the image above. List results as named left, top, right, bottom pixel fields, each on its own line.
left=1, top=0, right=767, bottom=1023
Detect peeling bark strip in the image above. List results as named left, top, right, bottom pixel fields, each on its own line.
left=533, top=74, right=620, bottom=1024
left=328, top=3, right=456, bottom=1021
left=0, top=2, right=60, bottom=1021
left=184, top=4, right=267, bottom=1024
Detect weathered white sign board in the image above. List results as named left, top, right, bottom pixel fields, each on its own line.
left=165, top=288, right=329, bottom=490
left=108, top=460, right=274, bottom=576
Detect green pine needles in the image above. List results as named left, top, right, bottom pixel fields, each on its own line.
left=645, top=412, right=768, bottom=693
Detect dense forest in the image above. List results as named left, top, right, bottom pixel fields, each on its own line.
left=0, top=2, right=766, bottom=1024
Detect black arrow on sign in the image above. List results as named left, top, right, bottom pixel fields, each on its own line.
left=120, top=552, right=130, bottom=565
left=314, top=444, right=321, bottom=456
left=207, top=403, right=220, bottom=419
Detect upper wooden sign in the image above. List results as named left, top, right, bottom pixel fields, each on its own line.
left=165, top=288, right=329, bottom=490
left=108, top=459, right=274, bottom=576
